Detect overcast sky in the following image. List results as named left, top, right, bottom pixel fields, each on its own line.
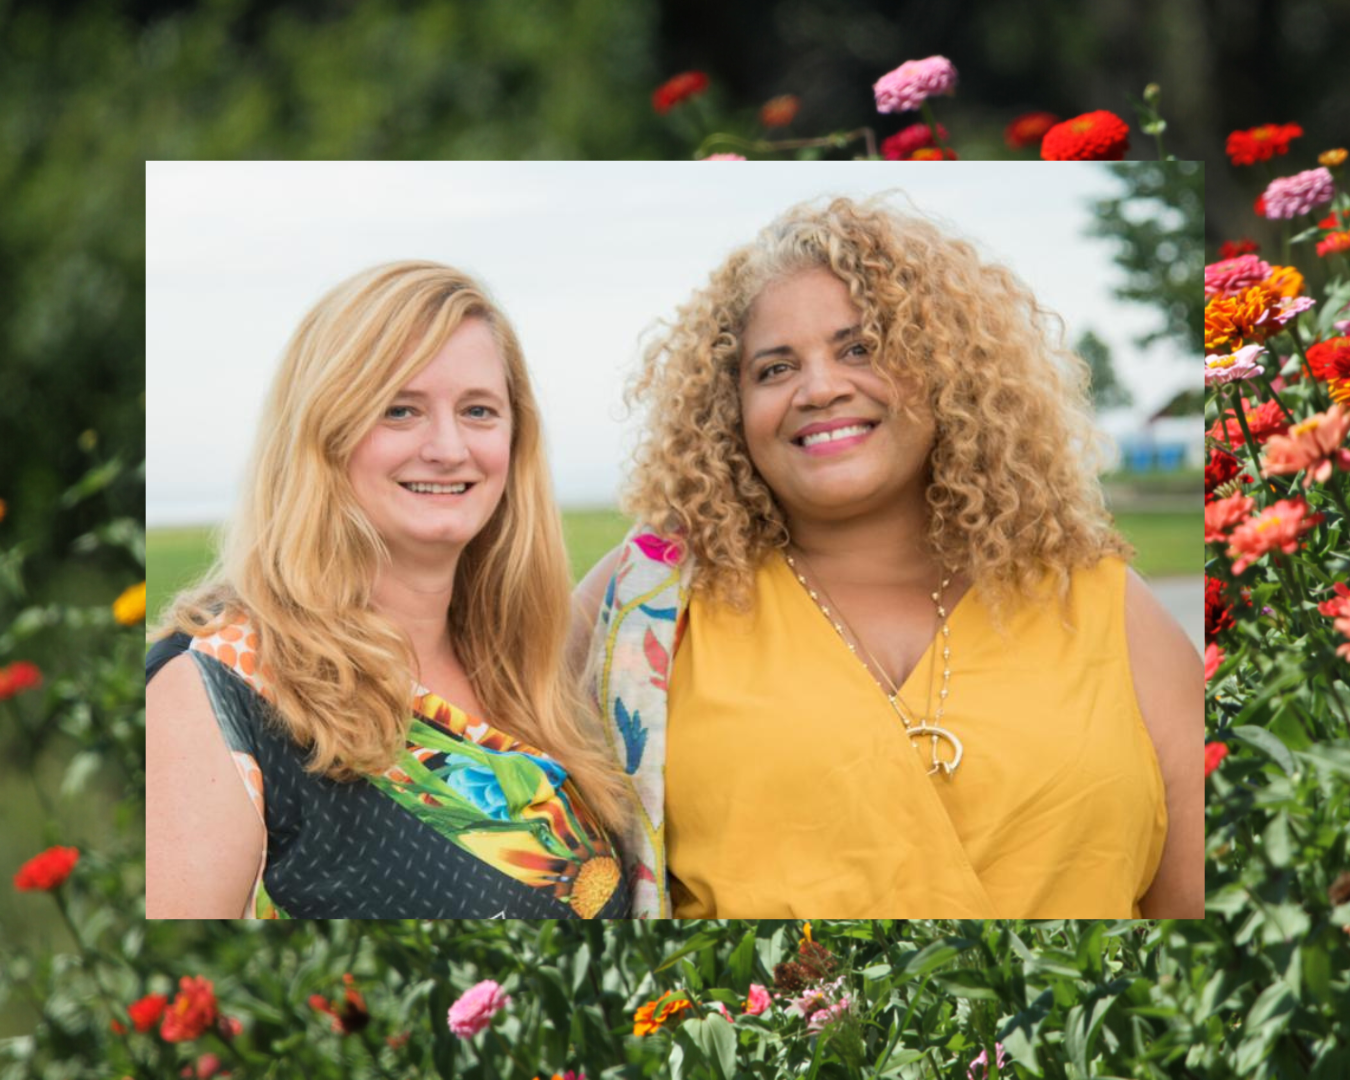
left=147, top=161, right=1192, bottom=526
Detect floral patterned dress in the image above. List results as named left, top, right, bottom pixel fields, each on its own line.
left=145, top=618, right=628, bottom=919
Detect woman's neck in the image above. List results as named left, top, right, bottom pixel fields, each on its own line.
left=369, top=554, right=461, bottom=670
left=785, top=495, right=944, bottom=590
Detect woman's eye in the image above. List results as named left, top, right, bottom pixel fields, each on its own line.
left=756, top=361, right=791, bottom=382
left=844, top=342, right=870, bottom=359
left=385, top=405, right=416, bottom=420
left=464, top=404, right=498, bottom=420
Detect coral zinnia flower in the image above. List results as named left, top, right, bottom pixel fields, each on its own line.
left=873, top=55, right=957, bottom=113
left=1041, top=111, right=1129, bottom=161
left=160, top=976, right=218, bottom=1043
left=1261, top=167, right=1335, bottom=220
left=1205, top=493, right=1254, bottom=544
left=1227, top=497, right=1323, bottom=574
left=13, top=846, right=78, bottom=891
left=759, top=94, right=799, bottom=128
left=652, top=71, right=709, bottom=114
left=1225, top=123, right=1303, bottom=167
left=743, top=984, right=771, bottom=1016
left=1318, top=232, right=1350, bottom=257
left=881, top=122, right=947, bottom=160
left=1318, top=583, right=1350, bottom=659
left=1261, top=405, right=1350, bottom=486
left=1205, top=643, right=1224, bottom=682
left=1205, top=742, right=1229, bottom=777
left=1005, top=111, right=1059, bottom=150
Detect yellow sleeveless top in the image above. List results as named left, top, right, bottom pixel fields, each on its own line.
left=665, top=554, right=1167, bottom=917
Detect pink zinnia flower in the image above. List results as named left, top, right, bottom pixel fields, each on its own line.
left=1205, top=742, right=1229, bottom=778
left=805, top=996, right=851, bottom=1035
left=1205, top=493, right=1254, bottom=544
left=743, top=984, right=771, bottom=1016
left=1206, top=254, right=1273, bottom=300
left=873, top=56, right=957, bottom=113
left=1261, top=405, right=1350, bottom=486
left=448, top=980, right=511, bottom=1039
left=1261, top=168, right=1335, bottom=220
left=1227, top=497, right=1323, bottom=574
left=1205, top=343, right=1266, bottom=387
left=968, top=1043, right=1009, bottom=1080
left=1205, top=642, right=1224, bottom=683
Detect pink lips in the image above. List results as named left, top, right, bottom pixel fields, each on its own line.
left=791, top=418, right=877, bottom=457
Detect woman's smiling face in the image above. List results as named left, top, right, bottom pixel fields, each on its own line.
left=738, top=266, right=936, bottom=526
left=347, top=317, right=512, bottom=561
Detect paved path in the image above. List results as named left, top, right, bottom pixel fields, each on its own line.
left=1149, top=576, right=1203, bottom=653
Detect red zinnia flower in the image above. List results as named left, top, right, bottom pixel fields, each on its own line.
left=161, top=977, right=219, bottom=1043
left=1205, top=577, right=1235, bottom=639
left=907, top=147, right=958, bottom=160
left=1219, top=239, right=1260, bottom=259
left=1205, top=447, right=1250, bottom=501
left=1041, top=110, right=1129, bottom=161
left=127, top=993, right=169, bottom=1033
left=1004, top=111, right=1059, bottom=150
left=1225, top=123, right=1304, bottom=167
left=0, top=660, right=42, bottom=699
left=1205, top=742, right=1229, bottom=777
left=880, top=121, right=947, bottom=160
left=1319, top=583, right=1350, bottom=659
left=13, top=846, right=78, bottom=891
left=1307, top=337, right=1350, bottom=383
left=1208, top=398, right=1290, bottom=448
left=311, top=975, right=370, bottom=1035
left=652, top=71, right=709, bottom=114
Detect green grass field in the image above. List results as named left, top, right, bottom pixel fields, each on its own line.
left=148, top=507, right=1196, bottom=628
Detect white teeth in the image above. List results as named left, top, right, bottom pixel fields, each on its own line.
left=402, top=482, right=468, bottom=494
left=800, top=423, right=873, bottom=448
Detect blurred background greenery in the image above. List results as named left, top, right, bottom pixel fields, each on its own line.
left=1, top=0, right=1225, bottom=1039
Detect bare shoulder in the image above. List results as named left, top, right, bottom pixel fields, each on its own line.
left=1122, top=567, right=1205, bottom=918
left=567, top=544, right=626, bottom=675
left=146, top=652, right=264, bottom=918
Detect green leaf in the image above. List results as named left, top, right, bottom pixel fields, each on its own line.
left=699, top=1014, right=738, bottom=1080
left=1232, top=724, right=1296, bottom=776
left=657, top=930, right=724, bottom=972
left=861, top=964, right=893, bottom=981
left=728, top=929, right=756, bottom=990
left=934, top=969, right=1000, bottom=1000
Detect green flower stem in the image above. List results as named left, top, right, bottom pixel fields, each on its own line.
left=919, top=102, right=949, bottom=155
left=1283, top=322, right=1330, bottom=413
left=1225, top=385, right=1269, bottom=494
left=695, top=128, right=878, bottom=161
left=489, top=1025, right=533, bottom=1079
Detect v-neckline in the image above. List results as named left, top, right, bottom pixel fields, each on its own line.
left=776, top=551, right=978, bottom=704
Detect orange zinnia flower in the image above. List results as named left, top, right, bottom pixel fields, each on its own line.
left=633, top=995, right=693, bottom=1036
left=1261, top=405, right=1350, bottom=486
left=1204, top=283, right=1283, bottom=353
left=760, top=94, right=800, bottom=128
left=1227, top=497, right=1323, bottom=575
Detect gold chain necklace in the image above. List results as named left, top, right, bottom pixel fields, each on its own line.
left=784, top=548, right=962, bottom=778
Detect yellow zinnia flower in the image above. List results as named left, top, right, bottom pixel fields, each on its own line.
left=113, top=582, right=146, bottom=625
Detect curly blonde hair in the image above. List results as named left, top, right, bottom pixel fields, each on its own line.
left=624, top=193, right=1131, bottom=618
left=155, top=261, right=629, bottom=828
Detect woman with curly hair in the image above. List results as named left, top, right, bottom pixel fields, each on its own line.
left=147, top=261, right=629, bottom=918
left=575, top=195, right=1202, bottom=919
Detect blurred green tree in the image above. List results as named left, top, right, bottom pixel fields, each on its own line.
left=1075, top=328, right=1133, bottom=411
left=1086, top=160, right=1204, bottom=357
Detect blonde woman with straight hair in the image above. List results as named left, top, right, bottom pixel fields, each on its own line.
left=575, top=194, right=1203, bottom=919
left=147, top=261, right=630, bottom=918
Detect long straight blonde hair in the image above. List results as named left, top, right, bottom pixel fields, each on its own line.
left=156, top=261, right=629, bottom=828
